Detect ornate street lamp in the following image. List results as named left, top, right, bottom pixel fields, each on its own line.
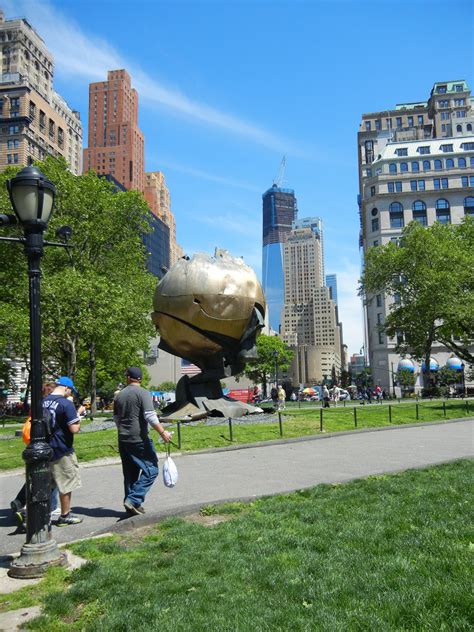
left=1, top=166, right=67, bottom=578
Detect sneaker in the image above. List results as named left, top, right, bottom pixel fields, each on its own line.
left=56, top=512, right=83, bottom=527
left=10, top=499, right=23, bottom=514
left=51, top=508, right=61, bottom=520
left=123, top=501, right=145, bottom=516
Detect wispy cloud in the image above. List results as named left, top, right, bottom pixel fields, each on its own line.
left=190, top=210, right=260, bottom=238
left=153, top=159, right=262, bottom=193
left=7, top=0, right=298, bottom=153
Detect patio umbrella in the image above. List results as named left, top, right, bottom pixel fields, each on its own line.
left=303, top=387, right=316, bottom=395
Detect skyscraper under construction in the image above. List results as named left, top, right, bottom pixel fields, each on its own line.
left=261, top=184, right=298, bottom=331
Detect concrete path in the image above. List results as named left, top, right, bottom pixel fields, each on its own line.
left=1, top=419, right=472, bottom=558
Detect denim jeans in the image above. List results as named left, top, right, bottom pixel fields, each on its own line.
left=119, top=438, right=159, bottom=508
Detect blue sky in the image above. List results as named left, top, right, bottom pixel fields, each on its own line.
left=5, top=0, right=473, bottom=355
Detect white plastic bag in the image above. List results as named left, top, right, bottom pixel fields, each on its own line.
left=163, top=453, right=178, bottom=488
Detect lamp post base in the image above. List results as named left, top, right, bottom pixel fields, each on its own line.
left=8, top=541, right=67, bottom=579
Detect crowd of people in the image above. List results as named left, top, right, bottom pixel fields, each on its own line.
left=10, top=367, right=172, bottom=532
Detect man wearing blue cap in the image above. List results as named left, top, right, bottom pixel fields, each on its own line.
left=43, top=376, right=83, bottom=526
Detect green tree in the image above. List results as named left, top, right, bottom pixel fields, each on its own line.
left=360, top=218, right=474, bottom=390
left=242, top=335, right=293, bottom=397
left=156, top=381, right=176, bottom=392
left=0, top=158, right=156, bottom=411
left=395, top=369, right=416, bottom=395
left=339, top=369, right=351, bottom=388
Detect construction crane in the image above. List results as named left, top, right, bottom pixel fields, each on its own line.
left=272, top=156, right=286, bottom=187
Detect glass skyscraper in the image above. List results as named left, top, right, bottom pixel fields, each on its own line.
left=262, top=184, right=298, bottom=332
left=325, top=274, right=338, bottom=305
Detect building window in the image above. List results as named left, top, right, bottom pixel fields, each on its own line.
left=375, top=119, right=381, bottom=130
left=441, top=124, right=447, bottom=132
left=436, top=199, right=451, bottom=224
left=456, top=110, right=467, bottom=118
left=418, top=115, right=424, bottom=125
left=400, top=162, right=408, bottom=172
left=418, top=179, right=425, bottom=191
left=396, top=117, right=402, bottom=128
left=462, top=176, right=468, bottom=187
left=410, top=180, right=418, bottom=191
left=462, top=142, right=474, bottom=150
left=389, top=202, right=404, bottom=228
left=8, top=125, right=19, bottom=134
left=371, top=218, right=379, bottom=232
left=376, top=294, right=382, bottom=307
left=407, top=116, right=413, bottom=127
left=411, top=161, right=419, bottom=172
left=365, top=140, right=374, bottom=163
left=441, top=178, right=448, bottom=189
left=456, top=124, right=463, bottom=133
left=464, top=196, right=474, bottom=217
left=389, top=163, right=397, bottom=174
left=418, top=146, right=430, bottom=155
left=439, top=99, right=449, bottom=107
left=459, top=158, right=466, bottom=168
left=388, top=182, right=395, bottom=193
left=371, top=208, right=378, bottom=216
left=412, top=200, right=427, bottom=225
left=370, top=186, right=376, bottom=197
left=446, top=158, right=454, bottom=168
left=440, top=144, right=453, bottom=152
left=373, top=240, right=379, bottom=247
left=365, top=120, right=371, bottom=131
left=440, top=112, right=450, bottom=121
left=366, top=168, right=372, bottom=177
left=10, top=97, right=20, bottom=108
left=467, top=124, right=472, bottom=132
left=396, top=148, right=408, bottom=156
left=423, top=160, right=431, bottom=171
left=395, top=181, right=402, bottom=192
left=434, top=178, right=441, bottom=190
left=434, top=159, right=442, bottom=170
left=454, top=84, right=464, bottom=92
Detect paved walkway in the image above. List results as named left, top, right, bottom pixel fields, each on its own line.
left=0, top=419, right=472, bottom=558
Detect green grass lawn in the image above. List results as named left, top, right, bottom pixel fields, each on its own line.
left=1, top=459, right=472, bottom=631
left=0, top=400, right=472, bottom=471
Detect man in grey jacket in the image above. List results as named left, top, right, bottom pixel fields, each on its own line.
left=114, top=367, right=172, bottom=515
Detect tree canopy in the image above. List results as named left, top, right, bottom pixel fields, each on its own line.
left=0, top=158, right=157, bottom=407
left=242, top=334, right=294, bottom=395
left=360, top=218, right=474, bottom=386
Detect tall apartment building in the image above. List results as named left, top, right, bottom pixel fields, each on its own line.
left=262, top=183, right=298, bottom=332
left=358, top=80, right=474, bottom=392
left=144, top=171, right=182, bottom=265
left=281, top=218, right=341, bottom=385
left=83, top=69, right=145, bottom=192
left=0, top=11, right=82, bottom=174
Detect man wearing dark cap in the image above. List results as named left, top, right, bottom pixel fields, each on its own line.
left=43, top=376, right=83, bottom=526
left=114, top=367, right=172, bottom=515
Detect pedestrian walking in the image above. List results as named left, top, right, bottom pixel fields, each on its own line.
left=43, top=376, right=83, bottom=526
left=323, top=385, right=331, bottom=408
left=277, top=385, right=286, bottom=410
left=114, top=367, right=172, bottom=516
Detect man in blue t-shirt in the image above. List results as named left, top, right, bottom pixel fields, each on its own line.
left=43, top=376, right=82, bottom=526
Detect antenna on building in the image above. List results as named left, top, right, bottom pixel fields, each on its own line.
left=272, top=155, right=286, bottom=187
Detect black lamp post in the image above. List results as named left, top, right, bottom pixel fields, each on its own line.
left=1, top=166, right=66, bottom=578
left=461, top=363, right=465, bottom=398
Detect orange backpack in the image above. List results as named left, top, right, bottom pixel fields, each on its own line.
left=22, top=417, right=31, bottom=445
